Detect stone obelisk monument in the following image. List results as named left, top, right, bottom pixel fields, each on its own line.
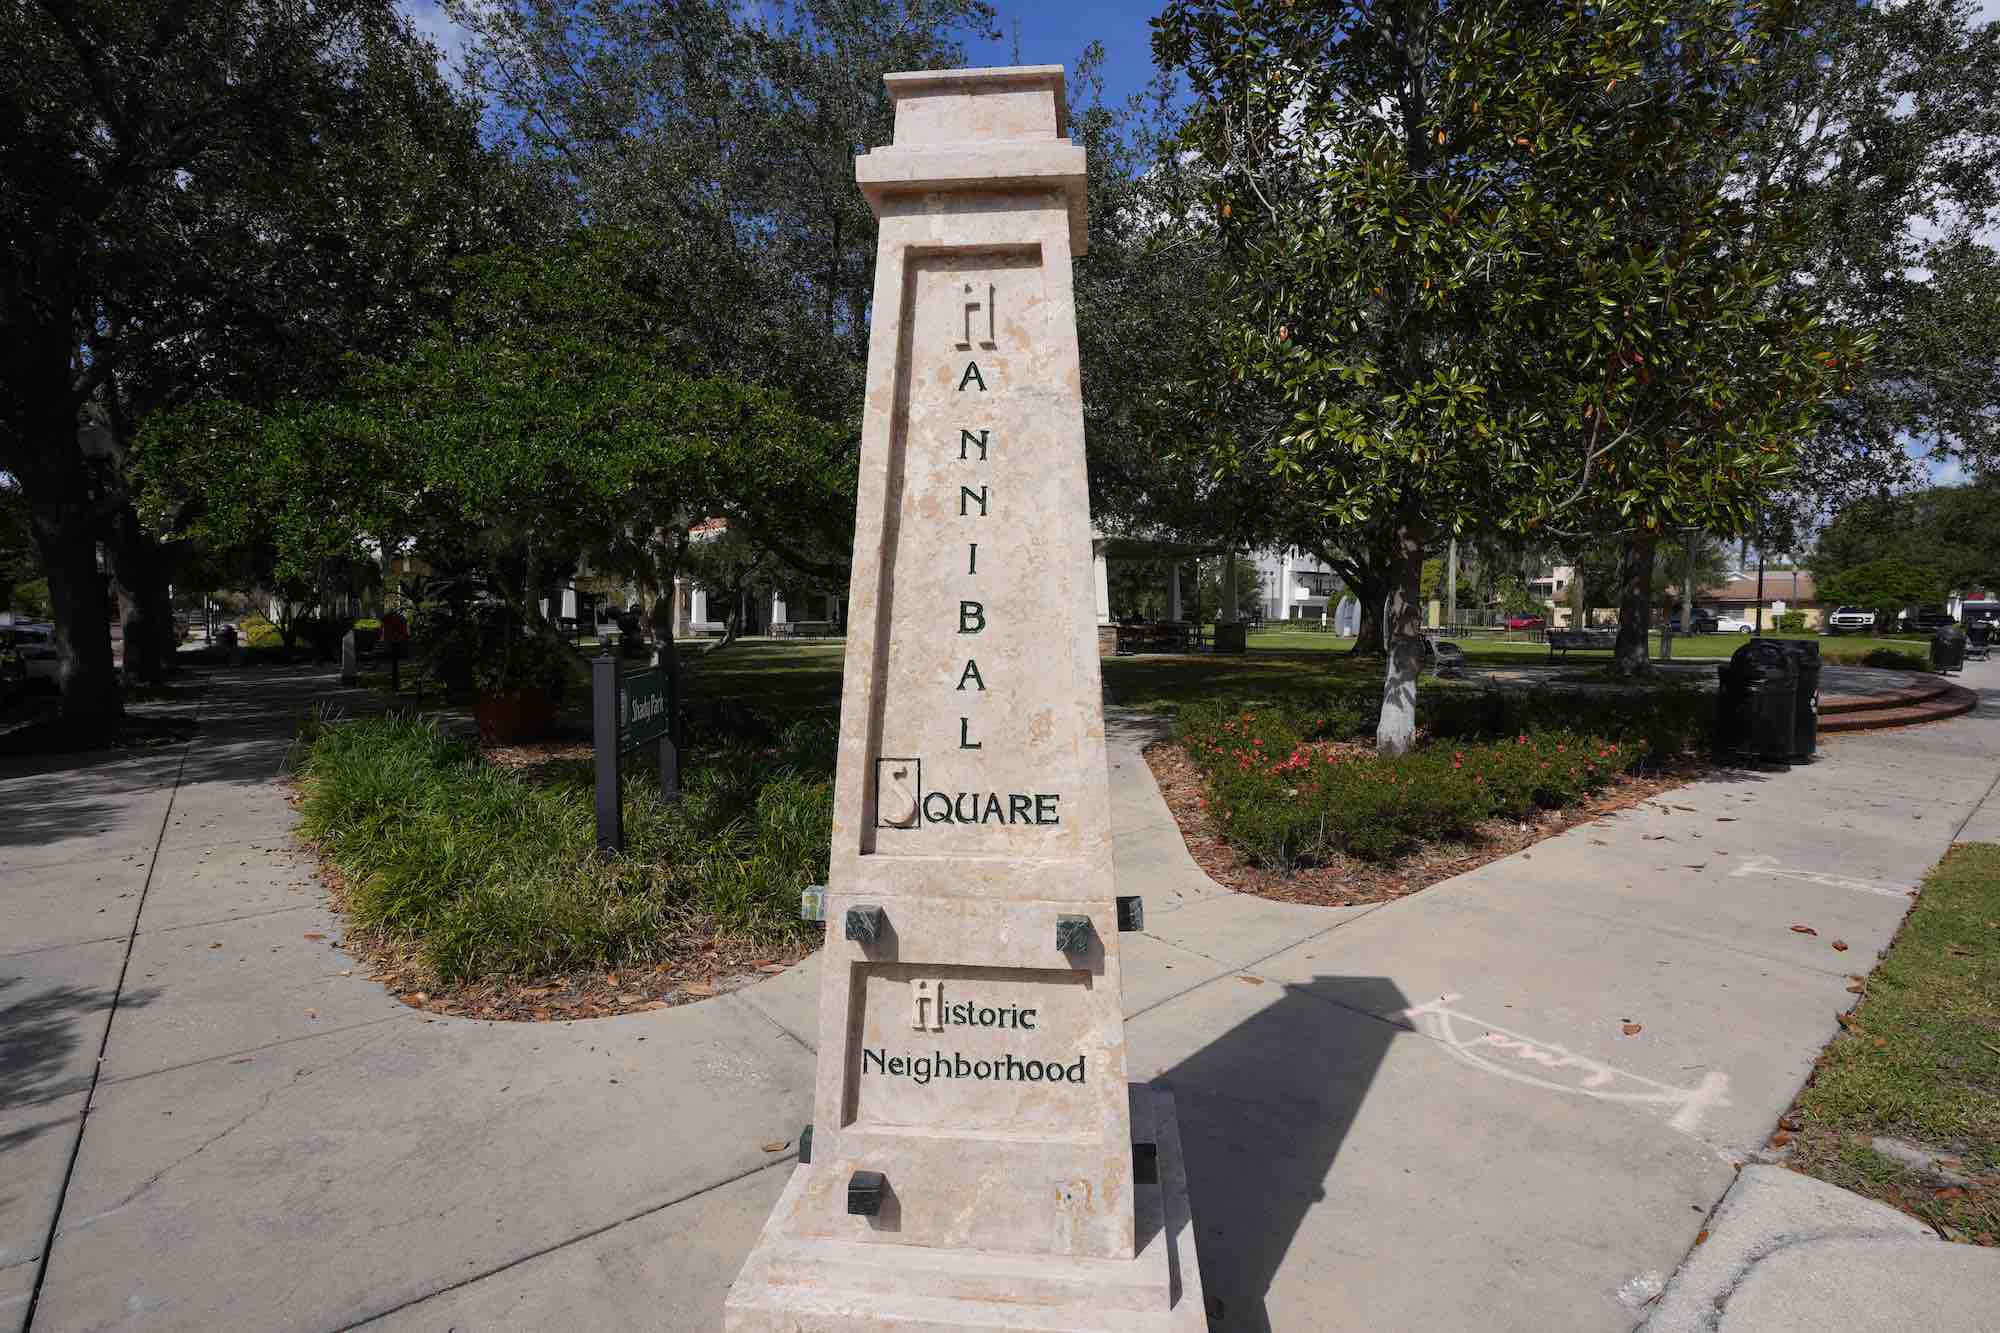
left=724, top=65, right=1204, bottom=1330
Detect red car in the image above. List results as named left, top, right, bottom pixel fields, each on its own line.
left=1504, top=614, right=1546, bottom=631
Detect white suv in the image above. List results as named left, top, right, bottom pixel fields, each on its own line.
left=1826, top=606, right=1876, bottom=634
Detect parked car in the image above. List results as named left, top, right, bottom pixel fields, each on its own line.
left=1901, top=606, right=1956, bottom=632
left=1668, top=611, right=1720, bottom=634
left=1824, top=605, right=1876, bottom=634
left=1712, top=614, right=1755, bottom=634
left=1, top=623, right=59, bottom=689
left=1503, top=614, right=1546, bottom=631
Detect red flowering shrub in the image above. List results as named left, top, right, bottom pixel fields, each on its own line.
left=1177, top=701, right=1642, bottom=866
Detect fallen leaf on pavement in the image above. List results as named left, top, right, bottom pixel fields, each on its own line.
left=1831, top=940, right=1848, bottom=951
left=1695, top=1229, right=1710, bottom=1245
left=1684, top=864, right=1708, bottom=871
left=1643, top=833, right=1669, bottom=841
left=1238, top=974, right=1266, bottom=985
left=1846, top=982, right=1866, bottom=994
left=1791, top=924, right=1818, bottom=935
left=1771, top=1129, right=1792, bottom=1147
left=761, top=1140, right=791, bottom=1153
left=756, top=963, right=788, bottom=974
left=1622, top=1022, right=1643, bottom=1036
left=304, top=1008, right=318, bottom=1020
left=1716, top=816, right=1737, bottom=822
left=680, top=982, right=719, bottom=997
left=303, top=932, right=325, bottom=941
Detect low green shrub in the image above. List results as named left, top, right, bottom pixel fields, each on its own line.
left=297, top=712, right=828, bottom=980
left=1178, top=703, right=1640, bottom=866
left=1862, top=647, right=1929, bottom=670
left=241, top=612, right=284, bottom=648
left=1773, top=610, right=1807, bottom=633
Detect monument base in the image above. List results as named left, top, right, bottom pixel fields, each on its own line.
left=725, top=1087, right=1205, bottom=1331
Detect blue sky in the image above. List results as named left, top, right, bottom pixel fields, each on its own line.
left=400, top=1, right=1172, bottom=108
left=963, top=3, right=1168, bottom=108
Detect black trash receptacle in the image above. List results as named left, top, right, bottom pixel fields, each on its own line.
left=1716, top=638, right=1798, bottom=765
left=1932, top=624, right=1967, bottom=675
left=1779, top=639, right=1821, bottom=763
left=1969, top=622, right=1991, bottom=661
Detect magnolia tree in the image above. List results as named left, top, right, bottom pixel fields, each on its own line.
left=1156, top=0, right=1866, bottom=734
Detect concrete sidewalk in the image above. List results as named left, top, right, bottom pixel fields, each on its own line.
left=4, top=658, right=1998, bottom=1332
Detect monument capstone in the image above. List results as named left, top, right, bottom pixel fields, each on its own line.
left=724, top=64, right=1205, bottom=1331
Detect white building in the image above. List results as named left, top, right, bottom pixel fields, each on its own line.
left=1251, top=548, right=1343, bottom=623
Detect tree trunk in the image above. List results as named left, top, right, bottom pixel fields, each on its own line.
left=1349, top=581, right=1388, bottom=655
left=1569, top=551, right=1586, bottom=627
left=1614, top=531, right=1657, bottom=677
left=1377, top=521, right=1426, bottom=756
left=1681, top=531, right=1697, bottom=635
left=28, top=491, right=122, bottom=728
left=109, top=506, right=173, bottom=686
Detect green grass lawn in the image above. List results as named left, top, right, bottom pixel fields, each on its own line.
left=668, top=630, right=1938, bottom=721
left=1785, top=843, right=2000, bottom=1244
left=1251, top=624, right=1933, bottom=664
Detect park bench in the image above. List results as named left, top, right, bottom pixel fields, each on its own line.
left=1113, top=622, right=1210, bottom=655
left=770, top=620, right=840, bottom=639
left=1424, top=637, right=1467, bottom=678
left=1546, top=629, right=1617, bottom=660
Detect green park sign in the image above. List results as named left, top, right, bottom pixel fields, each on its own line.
left=619, top=666, right=672, bottom=752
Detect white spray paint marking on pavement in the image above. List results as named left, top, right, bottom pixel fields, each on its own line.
left=1728, top=855, right=1915, bottom=900
left=1397, top=994, right=1732, bottom=1145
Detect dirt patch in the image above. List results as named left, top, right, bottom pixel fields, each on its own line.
left=1142, top=739, right=1691, bottom=907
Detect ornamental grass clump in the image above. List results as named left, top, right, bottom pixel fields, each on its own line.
left=297, top=712, right=829, bottom=980
left=1176, top=702, right=1640, bottom=867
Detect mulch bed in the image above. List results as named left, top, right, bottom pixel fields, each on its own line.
left=1143, top=738, right=1692, bottom=908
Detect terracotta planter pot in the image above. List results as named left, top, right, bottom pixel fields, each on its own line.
left=474, top=687, right=556, bottom=743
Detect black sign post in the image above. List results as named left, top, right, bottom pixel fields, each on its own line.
left=592, top=643, right=678, bottom=854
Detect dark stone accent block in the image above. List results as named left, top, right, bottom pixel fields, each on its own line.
left=1056, top=914, right=1093, bottom=954
left=1133, top=1141, right=1159, bottom=1186
left=1116, top=896, right=1144, bottom=932
left=799, top=1124, right=813, bottom=1164
left=847, top=1170, right=885, bottom=1216
left=845, top=904, right=885, bottom=944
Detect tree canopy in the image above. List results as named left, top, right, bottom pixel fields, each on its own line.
left=2, top=0, right=517, bottom=722
left=1154, top=0, right=1857, bottom=742
left=134, top=235, right=856, bottom=632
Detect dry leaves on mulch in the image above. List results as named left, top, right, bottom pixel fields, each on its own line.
left=1142, top=739, right=1690, bottom=909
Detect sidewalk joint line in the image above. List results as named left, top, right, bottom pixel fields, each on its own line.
left=94, top=1014, right=407, bottom=1091
left=726, top=990, right=817, bottom=1057
left=23, top=681, right=209, bottom=1330
left=1947, top=763, right=2000, bottom=844
left=331, top=1155, right=799, bottom=1331
left=1126, top=901, right=1389, bottom=1024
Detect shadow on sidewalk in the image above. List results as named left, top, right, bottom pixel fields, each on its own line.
left=1156, top=975, right=1408, bottom=1333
